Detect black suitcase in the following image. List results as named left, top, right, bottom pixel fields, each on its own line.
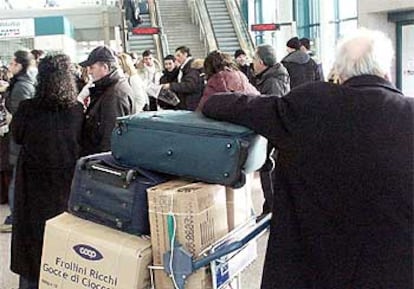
left=68, top=152, right=168, bottom=236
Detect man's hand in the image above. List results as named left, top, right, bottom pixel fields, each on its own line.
left=162, top=83, right=170, bottom=90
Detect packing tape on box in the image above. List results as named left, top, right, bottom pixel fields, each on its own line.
left=148, top=205, right=221, bottom=216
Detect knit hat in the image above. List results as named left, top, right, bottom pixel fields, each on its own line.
left=234, top=49, right=246, bottom=59
left=286, top=37, right=301, bottom=50
left=299, top=37, right=311, bottom=50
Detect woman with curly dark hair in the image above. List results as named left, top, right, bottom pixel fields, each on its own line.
left=197, top=50, right=259, bottom=110
left=9, top=54, right=84, bottom=289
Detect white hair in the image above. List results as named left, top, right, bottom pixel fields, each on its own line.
left=333, top=28, right=394, bottom=82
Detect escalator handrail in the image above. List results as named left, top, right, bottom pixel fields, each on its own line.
left=148, top=0, right=166, bottom=60
left=226, top=0, right=255, bottom=53
left=197, top=0, right=218, bottom=51
left=188, top=0, right=218, bottom=53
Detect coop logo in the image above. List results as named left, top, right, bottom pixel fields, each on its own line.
left=73, top=244, right=103, bottom=261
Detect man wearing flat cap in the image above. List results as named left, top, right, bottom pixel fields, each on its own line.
left=79, top=45, right=135, bottom=156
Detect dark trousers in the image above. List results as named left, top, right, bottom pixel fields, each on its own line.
left=259, top=146, right=277, bottom=214
left=19, top=276, right=38, bottom=289
left=260, top=158, right=274, bottom=214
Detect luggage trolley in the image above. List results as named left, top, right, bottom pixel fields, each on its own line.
left=149, top=214, right=271, bottom=289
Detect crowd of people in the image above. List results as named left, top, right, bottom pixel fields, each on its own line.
left=0, top=27, right=412, bottom=289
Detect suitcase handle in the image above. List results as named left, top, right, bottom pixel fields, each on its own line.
left=90, top=163, right=136, bottom=183
left=72, top=204, right=131, bottom=229
left=89, top=157, right=163, bottom=184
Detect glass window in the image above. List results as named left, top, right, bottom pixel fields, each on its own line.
left=294, top=0, right=320, bottom=39
left=334, top=0, right=358, bottom=39
left=338, top=0, right=357, bottom=19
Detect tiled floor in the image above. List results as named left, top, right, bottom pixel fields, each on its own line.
left=0, top=175, right=268, bottom=289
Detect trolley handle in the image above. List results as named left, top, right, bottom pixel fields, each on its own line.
left=193, top=213, right=271, bottom=270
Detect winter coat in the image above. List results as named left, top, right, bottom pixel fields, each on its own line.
left=124, top=0, right=140, bottom=27
left=281, top=50, right=320, bottom=88
left=5, top=71, right=36, bottom=165
left=308, top=51, right=325, bottom=81
left=202, top=75, right=414, bottom=289
left=136, top=59, right=162, bottom=91
left=128, top=73, right=148, bottom=112
left=0, top=94, right=10, bottom=171
left=254, top=63, right=290, bottom=96
left=197, top=69, right=259, bottom=111
left=158, top=68, right=180, bottom=109
left=238, top=63, right=254, bottom=83
left=169, top=58, right=203, bottom=111
left=81, top=69, right=135, bottom=156
left=10, top=98, right=84, bottom=280
left=160, top=68, right=179, bottom=85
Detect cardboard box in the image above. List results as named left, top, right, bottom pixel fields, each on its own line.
left=148, top=181, right=228, bottom=265
left=225, top=173, right=254, bottom=231
left=39, top=213, right=152, bottom=289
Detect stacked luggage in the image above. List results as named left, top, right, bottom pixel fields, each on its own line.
left=39, top=110, right=267, bottom=289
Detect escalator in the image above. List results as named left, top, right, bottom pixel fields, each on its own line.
left=126, top=1, right=163, bottom=61
left=205, top=0, right=240, bottom=54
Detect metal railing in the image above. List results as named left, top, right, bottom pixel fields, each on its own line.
left=148, top=0, right=166, bottom=61
left=153, top=0, right=170, bottom=56
left=226, top=0, right=255, bottom=53
left=188, top=0, right=218, bottom=54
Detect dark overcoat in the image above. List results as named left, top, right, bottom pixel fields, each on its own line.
left=81, top=69, right=135, bottom=156
left=10, top=98, right=84, bottom=279
left=202, top=75, right=413, bottom=289
left=169, top=58, right=203, bottom=111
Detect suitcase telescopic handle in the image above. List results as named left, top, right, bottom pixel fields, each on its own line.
left=91, top=164, right=123, bottom=176
left=88, top=163, right=136, bottom=184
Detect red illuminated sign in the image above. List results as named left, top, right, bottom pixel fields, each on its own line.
left=132, top=27, right=160, bottom=35
left=251, top=23, right=280, bottom=31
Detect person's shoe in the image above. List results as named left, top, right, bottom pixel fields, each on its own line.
left=0, top=223, right=12, bottom=233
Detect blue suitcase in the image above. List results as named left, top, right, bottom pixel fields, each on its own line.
left=111, top=110, right=267, bottom=188
left=68, top=152, right=168, bottom=236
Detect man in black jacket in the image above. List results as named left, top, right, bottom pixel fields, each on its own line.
left=0, top=50, right=36, bottom=233
left=253, top=44, right=290, bottom=96
left=203, top=28, right=413, bottom=289
left=162, top=46, right=202, bottom=110
left=282, top=36, right=321, bottom=88
left=159, top=54, right=179, bottom=109
left=79, top=46, right=135, bottom=156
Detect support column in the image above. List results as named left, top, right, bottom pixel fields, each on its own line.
left=102, top=7, right=111, bottom=46
left=254, top=0, right=264, bottom=44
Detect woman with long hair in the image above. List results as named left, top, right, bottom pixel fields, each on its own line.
left=118, top=52, right=148, bottom=112
left=197, top=50, right=259, bottom=111
left=10, top=54, right=84, bottom=289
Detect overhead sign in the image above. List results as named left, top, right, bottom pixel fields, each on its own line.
left=0, top=18, right=35, bottom=39
left=131, top=27, right=160, bottom=35
left=251, top=23, right=280, bottom=32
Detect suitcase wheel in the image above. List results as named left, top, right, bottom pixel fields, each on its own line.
left=232, top=172, right=246, bottom=189
left=115, top=122, right=127, bottom=135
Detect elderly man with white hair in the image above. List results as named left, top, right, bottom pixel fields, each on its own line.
left=202, top=28, right=413, bottom=289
